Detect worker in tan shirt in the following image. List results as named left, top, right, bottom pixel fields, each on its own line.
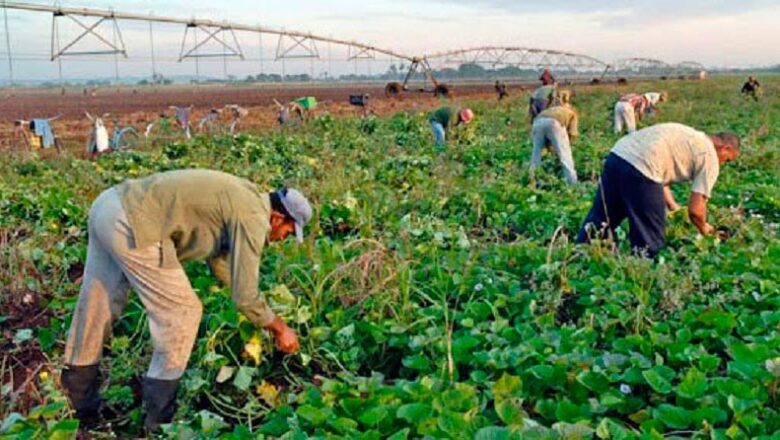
left=61, top=169, right=313, bottom=432
left=529, top=94, right=579, bottom=185
left=577, top=123, right=739, bottom=257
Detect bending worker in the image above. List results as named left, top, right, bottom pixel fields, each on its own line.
left=428, top=106, right=474, bottom=150
left=613, top=92, right=665, bottom=134
left=529, top=90, right=579, bottom=185
left=529, top=83, right=556, bottom=119
left=61, top=169, right=313, bottom=432
left=577, top=123, right=739, bottom=257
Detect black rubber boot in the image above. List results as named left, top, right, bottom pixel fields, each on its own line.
left=142, top=377, right=179, bottom=434
left=61, top=364, right=102, bottom=425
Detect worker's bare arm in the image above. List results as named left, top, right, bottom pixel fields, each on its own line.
left=663, top=185, right=681, bottom=211
left=689, top=192, right=714, bottom=235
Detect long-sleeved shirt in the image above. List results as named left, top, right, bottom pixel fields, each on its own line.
left=538, top=105, right=579, bottom=138
left=620, top=94, right=651, bottom=119
left=117, top=169, right=276, bottom=326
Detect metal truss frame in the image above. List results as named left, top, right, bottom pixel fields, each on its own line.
left=425, top=46, right=610, bottom=73
left=178, top=24, right=244, bottom=61
left=50, top=11, right=127, bottom=60
left=275, top=33, right=319, bottom=60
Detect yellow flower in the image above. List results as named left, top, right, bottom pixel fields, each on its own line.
left=39, top=371, right=49, bottom=381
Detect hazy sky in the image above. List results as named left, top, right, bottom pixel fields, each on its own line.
left=1, top=0, right=778, bottom=80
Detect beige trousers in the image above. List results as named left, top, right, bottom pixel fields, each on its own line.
left=614, top=101, right=637, bottom=134
left=64, top=188, right=202, bottom=380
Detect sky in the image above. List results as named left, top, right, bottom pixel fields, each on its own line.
left=0, top=0, right=778, bottom=81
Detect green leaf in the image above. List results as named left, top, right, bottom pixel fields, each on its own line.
left=358, top=405, right=388, bottom=426
left=474, top=426, right=512, bottom=440
left=676, top=368, right=707, bottom=399
left=329, top=417, right=359, bottom=433
left=495, top=399, right=525, bottom=426
left=437, top=411, right=469, bottom=437
left=642, top=369, right=672, bottom=394
left=493, top=373, right=522, bottom=400
left=232, top=366, right=255, bottom=391
left=396, top=403, right=430, bottom=424
left=402, top=354, right=431, bottom=371
left=576, top=371, right=610, bottom=393
left=48, top=419, right=79, bottom=440
left=727, top=341, right=769, bottom=364
left=387, top=428, right=410, bottom=440
left=654, top=404, right=692, bottom=430
left=555, top=400, right=581, bottom=423
left=296, top=404, right=329, bottom=426
left=528, top=365, right=554, bottom=380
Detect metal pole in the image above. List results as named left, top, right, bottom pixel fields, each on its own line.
left=193, top=26, right=200, bottom=83
left=222, top=29, right=228, bottom=80
left=54, top=14, right=62, bottom=86
left=257, top=27, right=263, bottom=76
left=149, top=18, right=156, bottom=80
left=2, top=0, right=12, bottom=85
left=112, top=18, right=119, bottom=83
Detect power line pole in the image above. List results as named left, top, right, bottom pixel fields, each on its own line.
left=2, top=0, right=13, bottom=85
left=149, top=18, right=156, bottom=80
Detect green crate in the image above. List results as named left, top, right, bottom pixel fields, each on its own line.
left=296, top=96, right=317, bottom=110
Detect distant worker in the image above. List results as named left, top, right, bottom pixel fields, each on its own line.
left=428, top=106, right=474, bottom=150
left=529, top=83, right=556, bottom=119
left=539, top=68, right=555, bottom=86
left=741, top=76, right=761, bottom=101
left=529, top=90, right=579, bottom=185
left=495, top=80, right=508, bottom=101
left=61, top=169, right=312, bottom=433
left=577, top=123, right=740, bottom=257
left=642, top=91, right=668, bottom=117
left=614, top=93, right=657, bottom=134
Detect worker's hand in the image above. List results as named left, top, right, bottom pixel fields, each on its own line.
left=264, top=317, right=300, bottom=354
left=700, top=223, right=716, bottom=235
left=667, top=201, right=681, bottom=213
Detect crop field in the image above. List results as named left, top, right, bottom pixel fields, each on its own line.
left=1, top=76, right=779, bottom=439
left=0, top=82, right=499, bottom=152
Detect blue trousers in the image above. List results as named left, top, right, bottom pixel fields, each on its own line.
left=576, top=154, right=666, bottom=257
left=430, top=121, right=446, bottom=150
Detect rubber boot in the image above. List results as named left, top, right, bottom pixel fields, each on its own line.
left=61, top=364, right=102, bottom=426
left=142, top=377, right=179, bottom=434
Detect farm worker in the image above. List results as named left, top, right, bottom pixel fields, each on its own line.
left=428, top=106, right=474, bottom=150
left=613, top=93, right=650, bottom=134
left=61, top=169, right=312, bottom=432
left=529, top=97, right=579, bottom=185
left=539, top=68, right=555, bottom=86
left=741, top=76, right=761, bottom=101
left=529, top=84, right=556, bottom=119
left=495, top=80, right=508, bottom=101
left=576, top=123, right=740, bottom=258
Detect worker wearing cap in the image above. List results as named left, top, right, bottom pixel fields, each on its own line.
left=613, top=93, right=651, bottom=134
left=428, top=106, right=474, bottom=150
left=577, top=123, right=740, bottom=257
left=529, top=91, right=579, bottom=185
left=61, top=169, right=313, bottom=432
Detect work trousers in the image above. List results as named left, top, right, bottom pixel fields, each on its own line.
left=614, top=101, right=637, bottom=134
left=529, top=98, right=550, bottom=119
left=64, top=188, right=202, bottom=380
left=530, top=117, right=578, bottom=185
left=430, top=121, right=446, bottom=150
left=576, top=153, right=667, bottom=257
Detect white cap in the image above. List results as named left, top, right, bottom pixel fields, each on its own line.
left=278, top=188, right=313, bottom=243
